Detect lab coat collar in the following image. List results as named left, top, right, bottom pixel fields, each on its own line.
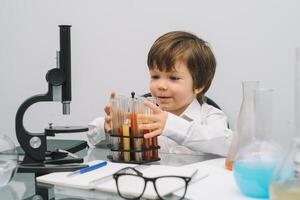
left=180, top=99, right=201, bottom=122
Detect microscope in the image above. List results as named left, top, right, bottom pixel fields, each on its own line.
left=15, top=25, right=88, bottom=175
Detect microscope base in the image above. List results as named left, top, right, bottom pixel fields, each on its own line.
left=17, top=139, right=89, bottom=173
left=17, top=163, right=88, bottom=174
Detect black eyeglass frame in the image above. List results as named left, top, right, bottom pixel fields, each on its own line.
left=113, top=167, right=196, bottom=200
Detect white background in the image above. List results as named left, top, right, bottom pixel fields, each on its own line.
left=1, top=0, right=299, bottom=149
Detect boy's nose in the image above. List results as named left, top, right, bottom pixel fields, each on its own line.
left=158, top=84, right=167, bottom=91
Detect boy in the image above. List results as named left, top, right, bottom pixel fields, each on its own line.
left=88, top=31, right=232, bottom=156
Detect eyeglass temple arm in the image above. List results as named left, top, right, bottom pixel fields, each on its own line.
left=190, top=169, right=198, bottom=179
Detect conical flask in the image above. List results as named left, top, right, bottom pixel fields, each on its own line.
left=233, top=88, right=284, bottom=198
left=225, top=81, right=259, bottom=170
left=269, top=48, right=300, bottom=200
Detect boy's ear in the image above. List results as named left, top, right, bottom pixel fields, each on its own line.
left=194, top=86, right=204, bottom=94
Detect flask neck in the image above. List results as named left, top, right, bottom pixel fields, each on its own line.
left=242, top=81, right=259, bottom=102
left=254, top=88, right=273, bottom=141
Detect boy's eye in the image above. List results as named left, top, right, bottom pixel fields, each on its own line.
left=170, top=76, right=180, bottom=80
left=151, top=75, right=160, bottom=79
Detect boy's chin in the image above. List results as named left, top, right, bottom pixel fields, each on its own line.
left=158, top=104, right=172, bottom=111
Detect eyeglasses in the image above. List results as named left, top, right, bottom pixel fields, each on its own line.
left=113, top=167, right=197, bottom=200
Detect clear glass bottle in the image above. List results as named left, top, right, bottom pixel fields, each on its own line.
left=225, top=81, right=259, bottom=170
left=269, top=48, right=300, bottom=200
left=233, top=88, right=283, bottom=198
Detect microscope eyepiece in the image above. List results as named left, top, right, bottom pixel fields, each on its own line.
left=59, top=25, right=72, bottom=114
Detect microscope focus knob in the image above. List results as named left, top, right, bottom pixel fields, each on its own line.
left=46, top=68, right=65, bottom=86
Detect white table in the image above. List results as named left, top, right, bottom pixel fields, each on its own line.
left=180, top=158, right=268, bottom=200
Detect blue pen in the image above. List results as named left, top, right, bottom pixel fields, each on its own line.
left=67, top=161, right=108, bottom=176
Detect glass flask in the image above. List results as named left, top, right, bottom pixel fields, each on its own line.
left=233, top=88, right=284, bottom=198
left=225, top=81, right=259, bottom=170
left=0, top=134, right=18, bottom=187
left=269, top=48, right=300, bottom=200
left=269, top=138, right=300, bottom=200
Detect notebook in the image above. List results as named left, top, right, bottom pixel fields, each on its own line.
left=37, top=160, right=209, bottom=199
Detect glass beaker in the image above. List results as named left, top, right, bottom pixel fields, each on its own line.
left=225, top=81, right=259, bottom=170
left=233, top=88, right=284, bottom=198
left=0, top=134, right=18, bottom=187
left=269, top=48, right=300, bottom=200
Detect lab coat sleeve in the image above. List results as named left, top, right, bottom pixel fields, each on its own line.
left=86, top=117, right=106, bottom=146
left=163, top=108, right=232, bottom=156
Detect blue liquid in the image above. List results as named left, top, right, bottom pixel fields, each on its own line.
left=233, top=160, right=277, bottom=198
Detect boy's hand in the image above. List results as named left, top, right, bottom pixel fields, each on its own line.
left=104, top=92, right=116, bottom=133
left=138, top=100, right=168, bottom=139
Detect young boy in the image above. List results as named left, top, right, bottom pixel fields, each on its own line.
left=88, top=31, right=232, bottom=156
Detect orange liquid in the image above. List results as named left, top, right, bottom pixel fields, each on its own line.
left=152, top=136, right=158, bottom=159
left=130, top=113, right=138, bottom=135
left=122, top=124, right=130, bottom=161
left=142, top=129, right=151, bottom=160
left=225, top=159, right=233, bottom=171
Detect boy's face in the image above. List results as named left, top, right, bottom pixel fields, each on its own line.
left=149, top=61, right=203, bottom=116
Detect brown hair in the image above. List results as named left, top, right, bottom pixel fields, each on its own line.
left=147, top=31, right=216, bottom=104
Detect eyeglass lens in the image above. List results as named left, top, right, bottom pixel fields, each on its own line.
left=116, top=174, right=188, bottom=200
left=155, top=177, right=187, bottom=200
left=117, top=175, right=145, bottom=199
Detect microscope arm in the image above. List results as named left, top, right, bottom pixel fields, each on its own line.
left=15, top=85, right=54, bottom=163
left=15, top=64, right=67, bottom=163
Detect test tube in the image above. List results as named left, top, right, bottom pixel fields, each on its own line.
left=152, top=137, right=159, bottom=159
left=110, top=97, right=122, bottom=160
left=122, top=123, right=130, bottom=161
left=120, top=98, right=130, bottom=162
left=142, top=97, right=156, bottom=160
left=147, top=97, right=159, bottom=159
left=131, top=98, right=143, bottom=162
left=143, top=130, right=151, bottom=161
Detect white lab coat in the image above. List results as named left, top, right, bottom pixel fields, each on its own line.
left=87, top=99, right=232, bottom=156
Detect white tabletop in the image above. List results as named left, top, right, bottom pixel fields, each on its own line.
left=178, top=158, right=268, bottom=200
